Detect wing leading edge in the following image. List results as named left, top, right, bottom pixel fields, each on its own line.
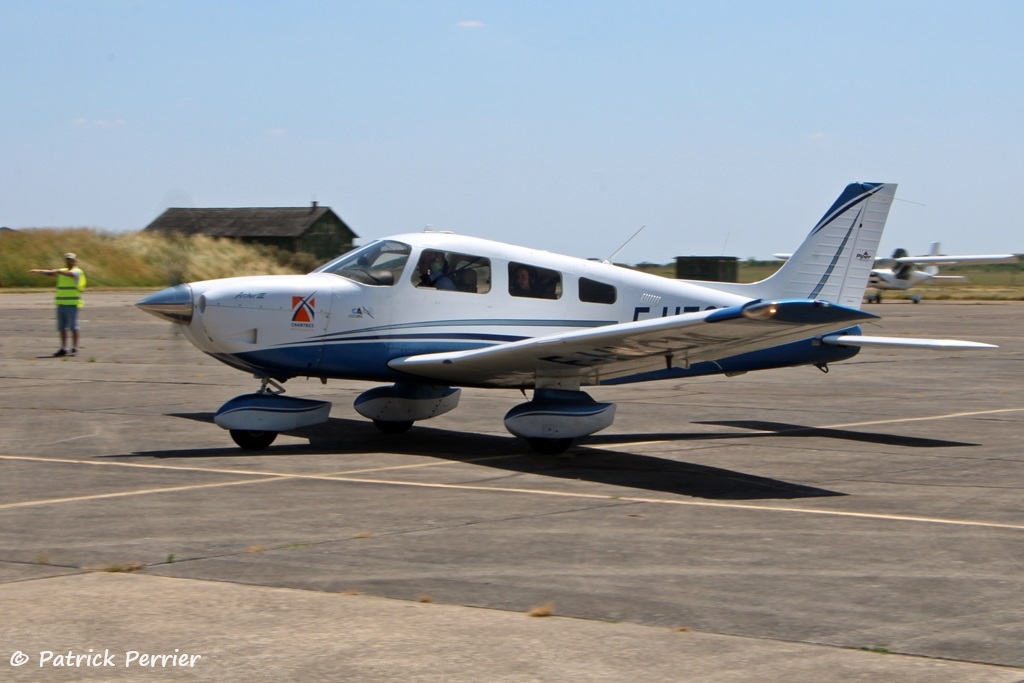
left=821, top=334, right=996, bottom=350
left=889, top=254, right=1018, bottom=266
left=389, top=299, right=878, bottom=388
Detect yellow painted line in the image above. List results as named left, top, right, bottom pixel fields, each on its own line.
left=0, top=452, right=521, bottom=479
left=822, top=407, right=1024, bottom=430
left=314, top=476, right=1024, bottom=531
left=317, top=453, right=524, bottom=476
left=600, top=407, right=1024, bottom=447
left=0, top=452, right=520, bottom=511
left=0, top=476, right=289, bottom=510
left=0, top=453, right=309, bottom=480
left=2, top=453, right=1024, bottom=532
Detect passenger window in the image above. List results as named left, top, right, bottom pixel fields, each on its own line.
left=579, top=277, right=617, bottom=304
left=509, top=262, right=562, bottom=299
left=412, top=250, right=491, bottom=294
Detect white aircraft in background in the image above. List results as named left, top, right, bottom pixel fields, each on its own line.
left=775, top=242, right=1018, bottom=302
left=865, top=243, right=1018, bottom=302
left=137, top=182, right=995, bottom=454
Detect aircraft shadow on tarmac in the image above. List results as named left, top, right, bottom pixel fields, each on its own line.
left=114, top=412, right=979, bottom=501
left=598, top=420, right=979, bottom=449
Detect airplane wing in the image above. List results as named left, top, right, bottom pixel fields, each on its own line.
left=389, top=299, right=877, bottom=387
left=821, top=334, right=995, bottom=350
left=892, top=254, right=1018, bottom=266
left=781, top=251, right=1016, bottom=268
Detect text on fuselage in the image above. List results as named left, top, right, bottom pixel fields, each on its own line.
left=632, top=305, right=717, bottom=321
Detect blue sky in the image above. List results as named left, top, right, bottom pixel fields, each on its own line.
left=2, top=1, right=1022, bottom=263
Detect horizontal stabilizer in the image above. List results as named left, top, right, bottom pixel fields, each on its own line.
left=821, top=334, right=996, bottom=350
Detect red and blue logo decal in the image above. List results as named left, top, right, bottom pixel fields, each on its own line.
left=291, top=293, right=316, bottom=327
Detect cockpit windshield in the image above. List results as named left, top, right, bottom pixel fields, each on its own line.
left=312, top=240, right=411, bottom=286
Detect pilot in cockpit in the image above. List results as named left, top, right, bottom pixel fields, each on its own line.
left=416, top=250, right=456, bottom=290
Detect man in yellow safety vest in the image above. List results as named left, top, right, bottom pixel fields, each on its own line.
left=30, top=252, right=87, bottom=357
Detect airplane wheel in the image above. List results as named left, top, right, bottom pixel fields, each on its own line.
left=229, top=429, right=278, bottom=450
left=526, top=438, right=574, bottom=455
left=373, top=419, right=413, bottom=434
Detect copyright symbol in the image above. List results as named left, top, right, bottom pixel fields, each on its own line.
left=10, top=651, right=29, bottom=667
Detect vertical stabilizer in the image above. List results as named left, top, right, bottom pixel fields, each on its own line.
left=924, top=242, right=941, bottom=276
left=709, top=183, right=896, bottom=307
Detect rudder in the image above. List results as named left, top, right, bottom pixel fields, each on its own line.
left=716, top=182, right=897, bottom=307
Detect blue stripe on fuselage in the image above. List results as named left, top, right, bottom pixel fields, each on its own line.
left=223, top=339, right=497, bottom=382
left=298, top=318, right=615, bottom=345
left=210, top=326, right=865, bottom=386
left=285, top=331, right=527, bottom=347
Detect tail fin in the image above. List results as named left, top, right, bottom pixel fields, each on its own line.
left=710, top=182, right=897, bottom=307
left=923, top=242, right=941, bottom=276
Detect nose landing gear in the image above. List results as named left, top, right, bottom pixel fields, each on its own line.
left=228, top=429, right=279, bottom=450
left=215, top=377, right=332, bottom=450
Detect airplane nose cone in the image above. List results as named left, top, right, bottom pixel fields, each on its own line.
left=136, top=284, right=194, bottom=324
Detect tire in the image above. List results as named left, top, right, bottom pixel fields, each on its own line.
left=526, top=437, right=574, bottom=455
left=373, top=420, right=413, bottom=434
left=229, top=429, right=278, bottom=450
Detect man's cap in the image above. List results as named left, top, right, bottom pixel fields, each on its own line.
left=64, top=253, right=76, bottom=260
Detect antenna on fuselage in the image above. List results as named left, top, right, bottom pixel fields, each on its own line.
left=602, top=225, right=645, bottom=264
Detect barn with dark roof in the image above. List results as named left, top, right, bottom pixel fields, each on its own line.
left=143, top=202, right=357, bottom=260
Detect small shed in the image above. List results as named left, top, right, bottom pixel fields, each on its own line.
left=143, top=202, right=357, bottom=260
left=674, top=256, right=739, bottom=282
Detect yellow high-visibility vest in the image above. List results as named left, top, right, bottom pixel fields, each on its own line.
left=55, top=267, right=86, bottom=307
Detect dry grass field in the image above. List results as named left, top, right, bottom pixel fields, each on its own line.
left=1, top=228, right=317, bottom=288
left=3, top=227, right=1021, bottom=300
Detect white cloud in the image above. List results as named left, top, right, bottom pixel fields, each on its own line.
left=456, top=20, right=485, bottom=28
left=807, top=132, right=826, bottom=142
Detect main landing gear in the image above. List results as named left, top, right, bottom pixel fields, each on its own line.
left=354, top=383, right=461, bottom=435
left=504, top=388, right=616, bottom=455
left=214, top=380, right=617, bottom=456
left=372, top=419, right=413, bottom=434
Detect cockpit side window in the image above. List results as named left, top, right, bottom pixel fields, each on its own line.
left=313, top=240, right=411, bottom=286
left=412, top=250, right=491, bottom=294
left=579, top=277, right=617, bottom=304
left=509, top=262, right=562, bottom=299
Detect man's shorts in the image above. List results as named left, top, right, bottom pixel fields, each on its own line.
left=56, top=305, right=79, bottom=331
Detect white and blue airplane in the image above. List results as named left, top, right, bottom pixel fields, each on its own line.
left=137, top=182, right=995, bottom=453
left=777, top=242, right=1019, bottom=303
left=865, top=242, right=1018, bottom=302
